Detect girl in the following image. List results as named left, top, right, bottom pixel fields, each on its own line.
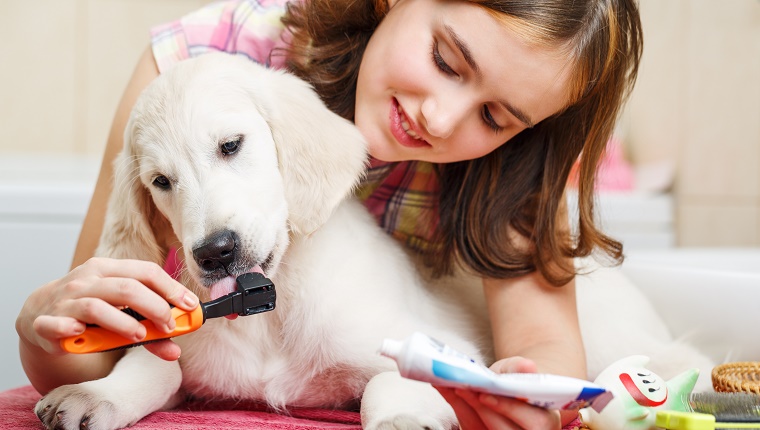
left=16, top=0, right=642, bottom=428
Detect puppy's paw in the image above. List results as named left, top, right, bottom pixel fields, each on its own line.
left=35, top=384, right=133, bottom=430
left=367, top=414, right=451, bottom=430
left=362, top=372, right=457, bottom=430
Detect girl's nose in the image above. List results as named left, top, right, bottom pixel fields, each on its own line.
left=420, top=92, right=468, bottom=139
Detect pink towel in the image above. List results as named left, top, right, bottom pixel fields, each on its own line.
left=2, top=385, right=583, bottom=429
left=2, top=386, right=360, bottom=429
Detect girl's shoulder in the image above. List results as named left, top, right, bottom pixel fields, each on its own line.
left=151, top=0, right=295, bottom=73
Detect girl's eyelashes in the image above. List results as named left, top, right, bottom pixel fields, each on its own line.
left=432, top=38, right=504, bottom=133
left=482, top=105, right=503, bottom=133
left=431, top=40, right=456, bottom=76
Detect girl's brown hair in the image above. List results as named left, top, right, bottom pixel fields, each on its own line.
left=281, top=0, right=643, bottom=286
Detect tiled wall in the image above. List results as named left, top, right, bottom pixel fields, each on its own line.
left=1, top=0, right=759, bottom=246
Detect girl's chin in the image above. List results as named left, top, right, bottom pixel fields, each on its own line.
left=367, top=140, right=399, bottom=162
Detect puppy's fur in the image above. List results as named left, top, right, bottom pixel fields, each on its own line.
left=36, top=53, right=488, bottom=430
left=36, top=52, right=713, bottom=430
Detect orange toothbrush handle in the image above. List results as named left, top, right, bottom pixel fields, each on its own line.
left=61, top=306, right=204, bottom=354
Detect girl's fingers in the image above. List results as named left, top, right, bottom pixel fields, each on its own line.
left=34, top=311, right=183, bottom=361
left=435, top=387, right=487, bottom=429
left=20, top=258, right=197, bottom=356
left=22, top=257, right=198, bottom=364
left=64, top=297, right=149, bottom=342
left=63, top=258, right=200, bottom=335
left=490, top=356, right=538, bottom=374
left=455, top=389, right=521, bottom=430
left=69, top=276, right=177, bottom=334
left=32, top=315, right=86, bottom=339
left=77, top=258, right=199, bottom=311
left=482, top=358, right=561, bottom=429
left=143, top=339, right=182, bottom=361
left=31, top=315, right=87, bottom=353
left=479, top=394, right=562, bottom=430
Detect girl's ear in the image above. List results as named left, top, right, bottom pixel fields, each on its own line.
left=95, top=118, right=169, bottom=265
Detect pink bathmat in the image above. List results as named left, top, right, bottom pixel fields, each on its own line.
left=3, top=385, right=584, bottom=429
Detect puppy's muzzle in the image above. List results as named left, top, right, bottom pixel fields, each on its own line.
left=193, top=229, right=238, bottom=274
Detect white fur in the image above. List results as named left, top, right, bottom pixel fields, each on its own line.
left=36, top=53, right=480, bottom=430
left=576, top=259, right=716, bottom=392
left=35, top=52, right=713, bottom=430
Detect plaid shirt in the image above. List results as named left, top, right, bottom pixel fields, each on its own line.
left=151, top=0, right=440, bottom=252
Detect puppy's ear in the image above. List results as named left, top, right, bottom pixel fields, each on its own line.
left=95, top=117, right=169, bottom=265
left=261, top=71, right=369, bottom=235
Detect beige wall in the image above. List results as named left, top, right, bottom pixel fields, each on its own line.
left=0, top=0, right=209, bottom=156
left=1, top=0, right=759, bottom=246
left=626, top=0, right=760, bottom=246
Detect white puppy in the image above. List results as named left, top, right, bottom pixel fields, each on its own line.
left=35, top=52, right=488, bottom=430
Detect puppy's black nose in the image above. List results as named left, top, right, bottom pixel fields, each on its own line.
left=193, top=230, right=237, bottom=272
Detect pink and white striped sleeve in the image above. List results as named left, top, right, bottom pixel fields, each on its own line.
left=150, top=0, right=292, bottom=73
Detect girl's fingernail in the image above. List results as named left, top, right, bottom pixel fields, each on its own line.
left=165, top=317, right=176, bottom=333
left=481, top=394, right=498, bottom=406
left=183, top=293, right=199, bottom=308
left=134, top=325, right=147, bottom=341
left=72, top=322, right=86, bottom=334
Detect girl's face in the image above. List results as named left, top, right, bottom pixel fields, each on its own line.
left=355, top=0, right=573, bottom=163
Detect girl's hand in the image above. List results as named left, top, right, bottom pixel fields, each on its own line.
left=435, top=357, right=563, bottom=430
left=16, top=257, right=199, bottom=361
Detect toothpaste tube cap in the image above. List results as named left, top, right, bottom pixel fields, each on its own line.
left=379, top=339, right=403, bottom=360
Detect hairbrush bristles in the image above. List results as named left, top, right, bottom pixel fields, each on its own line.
left=690, top=392, right=760, bottom=423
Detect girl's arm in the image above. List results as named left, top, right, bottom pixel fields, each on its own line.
left=484, top=271, right=586, bottom=378
left=486, top=194, right=585, bottom=376
left=16, top=47, right=198, bottom=395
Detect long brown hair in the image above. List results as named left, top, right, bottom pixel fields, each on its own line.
left=281, top=0, right=643, bottom=286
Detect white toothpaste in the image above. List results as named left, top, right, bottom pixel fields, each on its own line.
left=379, top=332, right=612, bottom=412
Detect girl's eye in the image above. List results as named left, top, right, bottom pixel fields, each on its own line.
left=482, top=105, right=503, bottom=133
left=152, top=175, right=171, bottom=190
left=221, top=136, right=242, bottom=155
left=431, top=41, right=456, bottom=76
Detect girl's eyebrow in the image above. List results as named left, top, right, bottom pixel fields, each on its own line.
left=444, top=24, right=480, bottom=76
left=501, top=101, right=534, bottom=128
left=444, top=24, right=535, bottom=128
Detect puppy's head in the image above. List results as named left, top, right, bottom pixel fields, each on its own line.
left=99, top=53, right=368, bottom=299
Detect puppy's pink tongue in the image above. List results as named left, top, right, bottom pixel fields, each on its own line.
left=209, top=277, right=237, bottom=320
left=208, top=266, right=265, bottom=320
left=209, top=277, right=237, bottom=302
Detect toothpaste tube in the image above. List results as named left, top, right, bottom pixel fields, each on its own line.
left=379, top=332, right=612, bottom=412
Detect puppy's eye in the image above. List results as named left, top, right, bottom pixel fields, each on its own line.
left=152, top=175, right=171, bottom=190
left=220, top=137, right=242, bottom=155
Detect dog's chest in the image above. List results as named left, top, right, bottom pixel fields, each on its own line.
left=174, top=315, right=371, bottom=408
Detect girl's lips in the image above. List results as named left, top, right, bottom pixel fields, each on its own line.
left=390, top=98, right=430, bottom=148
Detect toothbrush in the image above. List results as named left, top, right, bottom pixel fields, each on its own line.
left=61, top=272, right=276, bottom=354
